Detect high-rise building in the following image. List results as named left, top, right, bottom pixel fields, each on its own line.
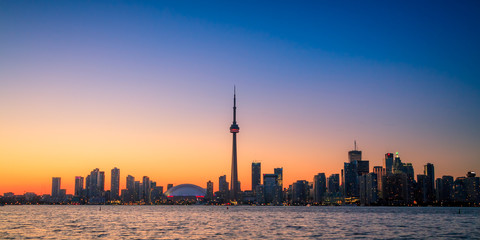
left=206, top=181, right=214, bottom=201
left=274, top=168, right=283, bottom=202
left=359, top=172, right=378, bottom=205
left=348, top=141, right=362, bottom=162
left=219, top=175, right=229, bottom=202
left=74, top=176, right=84, bottom=197
left=383, top=173, right=408, bottom=205
left=230, top=87, right=240, bottom=201
left=111, top=167, right=120, bottom=201
left=373, top=166, right=385, bottom=199
left=135, top=181, right=142, bottom=202
left=439, top=175, right=454, bottom=203
left=87, top=168, right=105, bottom=200
left=343, top=161, right=358, bottom=198
left=263, top=174, right=280, bottom=205
left=327, top=174, right=340, bottom=193
left=52, top=177, right=61, bottom=198
left=274, top=168, right=283, bottom=190
left=313, top=173, right=326, bottom=204
left=292, top=180, right=309, bottom=205
left=357, top=160, right=369, bottom=176
left=424, top=163, right=435, bottom=203
left=125, top=175, right=135, bottom=203
left=143, top=176, right=151, bottom=203
left=384, top=153, right=394, bottom=174
left=252, top=162, right=261, bottom=192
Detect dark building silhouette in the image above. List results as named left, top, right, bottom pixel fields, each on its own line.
left=384, top=153, right=394, bottom=174
left=343, top=161, right=358, bottom=198
left=274, top=168, right=283, bottom=202
left=143, top=176, right=151, bottom=203
left=327, top=174, right=340, bottom=193
left=230, top=87, right=240, bottom=201
left=252, top=162, right=261, bottom=192
left=292, top=180, right=309, bottom=205
left=218, top=175, right=229, bottom=202
left=74, top=176, right=84, bottom=197
left=383, top=173, right=408, bottom=205
left=373, top=166, right=385, bottom=199
left=263, top=174, right=281, bottom=205
left=206, top=181, right=214, bottom=201
left=357, top=160, right=370, bottom=176
left=52, top=177, right=61, bottom=198
left=313, top=173, right=326, bottom=204
left=348, top=141, right=362, bottom=162
left=110, top=167, right=120, bottom=201
left=125, top=175, right=135, bottom=203
left=424, top=163, right=435, bottom=203
left=359, top=172, right=378, bottom=205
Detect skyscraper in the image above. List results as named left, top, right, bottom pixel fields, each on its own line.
left=274, top=168, right=283, bottom=190
left=327, top=174, right=340, bottom=193
left=111, top=167, right=120, bottom=201
left=263, top=174, right=281, bottom=205
left=230, top=87, right=240, bottom=201
left=126, top=175, right=135, bottom=203
left=384, top=153, right=394, bottom=174
left=313, top=173, right=326, bottom=204
left=252, top=162, right=261, bottom=192
left=74, top=176, right=84, bottom=197
left=206, top=181, right=214, bottom=201
left=52, top=177, right=61, bottom=198
left=219, top=175, right=229, bottom=202
left=348, top=141, right=362, bottom=162
left=143, top=176, right=151, bottom=203
left=424, top=163, right=435, bottom=203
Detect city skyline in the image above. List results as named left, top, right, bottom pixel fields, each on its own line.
left=1, top=1, right=479, bottom=195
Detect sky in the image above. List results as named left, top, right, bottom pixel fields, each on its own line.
left=1, top=1, right=479, bottom=195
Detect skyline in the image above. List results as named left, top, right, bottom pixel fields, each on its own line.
left=1, top=1, right=480, bottom=195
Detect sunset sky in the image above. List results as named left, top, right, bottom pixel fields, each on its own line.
left=1, top=1, right=479, bottom=195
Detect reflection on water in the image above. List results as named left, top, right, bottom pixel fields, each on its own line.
left=1, top=206, right=479, bottom=239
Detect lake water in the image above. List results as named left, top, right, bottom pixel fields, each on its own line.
left=1, top=205, right=479, bottom=239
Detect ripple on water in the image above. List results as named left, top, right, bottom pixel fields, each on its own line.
left=1, top=206, right=480, bottom=239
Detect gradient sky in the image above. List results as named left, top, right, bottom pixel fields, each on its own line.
left=1, top=1, right=479, bottom=195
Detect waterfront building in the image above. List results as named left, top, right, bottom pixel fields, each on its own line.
left=327, top=174, right=340, bottom=193
left=313, top=173, right=326, bottom=204
left=74, top=176, right=84, bottom=197
left=384, top=153, right=394, bottom=174
left=292, top=180, right=309, bottom=205
left=218, top=175, right=229, bottom=202
left=263, top=174, right=280, bottom=205
left=373, top=166, right=385, bottom=199
left=252, top=162, right=261, bottom=192
left=383, top=173, right=408, bottom=205
left=343, top=161, right=358, bottom=198
left=424, top=163, right=435, bottom=203
left=206, top=181, right=214, bottom=201
left=52, top=177, right=61, bottom=198
left=111, top=167, right=120, bottom=201
left=359, top=172, right=378, bottom=205
left=143, top=176, right=151, bottom=203
left=125, top=175, right=135, bottom=203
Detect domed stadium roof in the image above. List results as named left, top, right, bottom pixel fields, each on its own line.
left=164, top=184, right=206, bottom=197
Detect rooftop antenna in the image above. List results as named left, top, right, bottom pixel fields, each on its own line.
left=354, top=140, right=357, bottom=151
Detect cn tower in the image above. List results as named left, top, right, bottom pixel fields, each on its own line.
left=230, top=86, right=240, bottom=201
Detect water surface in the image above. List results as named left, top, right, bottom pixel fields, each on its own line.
left=1, top=206, right=479, bottom=239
